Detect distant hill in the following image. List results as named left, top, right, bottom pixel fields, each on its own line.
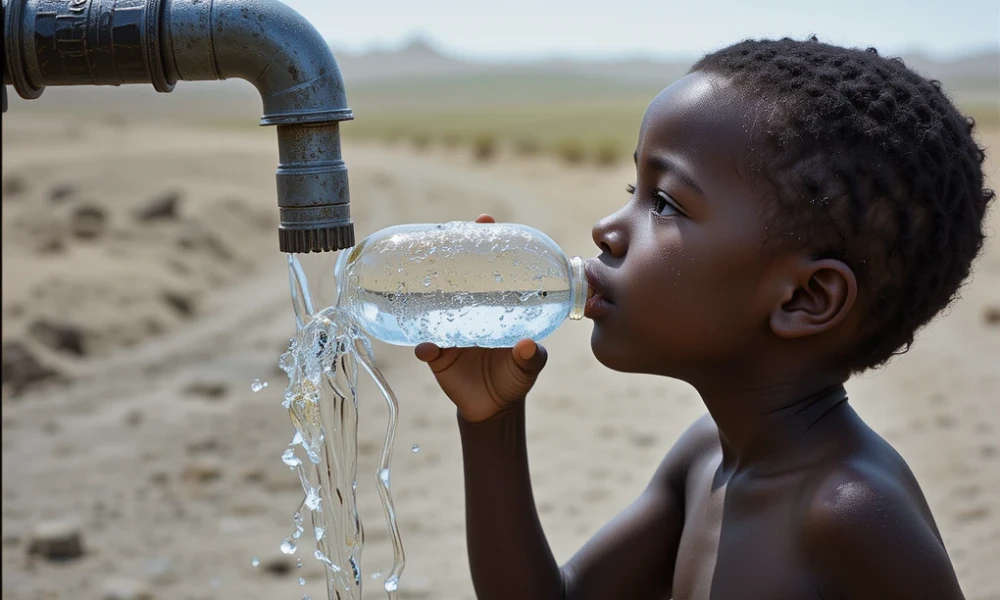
left=5, top=39, right=996, bottom=125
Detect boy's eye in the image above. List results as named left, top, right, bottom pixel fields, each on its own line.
left=653, top=191, right=680, bottom=217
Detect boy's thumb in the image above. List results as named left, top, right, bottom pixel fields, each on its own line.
left=512, top=339, right=548, bottom=375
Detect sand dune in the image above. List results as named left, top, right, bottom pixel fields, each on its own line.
left=1, top=115, right=998, bottom=599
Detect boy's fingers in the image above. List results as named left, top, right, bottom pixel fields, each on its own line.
left=475, top=214, right=496, bottom=224
left=414, top=342, right=441, bottom=363
left=415, top=343, right=463, bottom=374
left=512, top=339, right=548, bottom=375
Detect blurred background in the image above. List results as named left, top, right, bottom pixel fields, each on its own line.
left=2, top=0, right=998, bottom=598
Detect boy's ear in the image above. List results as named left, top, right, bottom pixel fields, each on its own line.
left=769, top=258, right=858, bottom=339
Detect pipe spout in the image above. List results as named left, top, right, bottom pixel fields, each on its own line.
left=3, top=0, right=355, bottom=252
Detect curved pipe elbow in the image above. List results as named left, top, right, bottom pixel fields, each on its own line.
left=162, top=0, right=353, bottom=125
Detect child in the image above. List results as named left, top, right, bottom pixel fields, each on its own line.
left=415, top=37, right=992, bottom=599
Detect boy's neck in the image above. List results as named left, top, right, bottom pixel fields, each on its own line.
left=696, top=375, right=850, bottom=475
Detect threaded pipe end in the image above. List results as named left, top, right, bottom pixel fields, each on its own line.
left=279, top=224, right=355, bottom=253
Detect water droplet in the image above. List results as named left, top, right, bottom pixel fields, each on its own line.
left=250, top=378, right=268, bottom=392
left=314, top=526, right=325, bottom=541
left=280, top=538, right=297, bottom=555
left=282, top=448, right=302, bottom=468
left=384, top=576, right=399, bottom=593
left=251, top=557, right=260, bottom=567
left=303, top=596, right=312, bottom=600
left=299, top=577, right=306, bottom=586
left=411, top=444, right=420, bottom=453
left=422, top=276, right=432, bottom=287
left=371, top=570, right=382, bottom=579
left=378, top=468, right=390, bottom=486
left=292, top=529, right=302, bottom=539
left=494, top=271, right=503, bottom=283
left=304, top=487, right=321, bottom=510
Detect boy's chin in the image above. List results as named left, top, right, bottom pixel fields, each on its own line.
left=590, top=328, right=648, bottom=374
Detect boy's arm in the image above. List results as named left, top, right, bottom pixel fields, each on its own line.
left=803, top=468, right=965, bottom=599
left=459, top=408, right=710, bottom=600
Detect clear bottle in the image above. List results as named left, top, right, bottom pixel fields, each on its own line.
left=334, top=221, right=587, bottom=347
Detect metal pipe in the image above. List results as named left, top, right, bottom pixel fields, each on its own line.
left=3, top=0, right=355, bottom=253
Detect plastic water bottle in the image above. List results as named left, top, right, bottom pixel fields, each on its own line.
left=334, top=222, right=587, bottom=347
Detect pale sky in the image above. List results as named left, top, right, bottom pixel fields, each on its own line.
left=281, top=0, right=1000, bottom=61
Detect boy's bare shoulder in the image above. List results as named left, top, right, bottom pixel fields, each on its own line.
left=651, top=413, right=720, bottom=489
left=799, top=447, right=964, bottom=599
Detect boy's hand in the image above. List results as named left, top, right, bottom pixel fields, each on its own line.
left=414, top=214, right=549, bottom=423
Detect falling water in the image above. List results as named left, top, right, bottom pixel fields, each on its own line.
left=278, top=254, right=406, bottom=600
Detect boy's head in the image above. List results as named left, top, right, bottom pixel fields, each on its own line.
left=586, top=37, right=993, bottom=381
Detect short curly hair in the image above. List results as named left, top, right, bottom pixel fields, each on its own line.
left=691, top=37, right=995, bottom=373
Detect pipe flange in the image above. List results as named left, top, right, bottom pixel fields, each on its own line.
left=144, top=0, right=175, bottom=92
left=4, top=0, right=43, bottom=100
left=259, top=109, right=355, bottom=127
left=279, top=224, right=355, bottom=253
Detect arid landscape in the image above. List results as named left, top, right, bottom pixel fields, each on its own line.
left=2, top=43, right=999, bottom=599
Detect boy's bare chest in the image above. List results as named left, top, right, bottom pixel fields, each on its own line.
left=671, top=456, right=820, bottom=600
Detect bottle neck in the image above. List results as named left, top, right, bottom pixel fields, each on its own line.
left=568, top=256, right=587, bottom=320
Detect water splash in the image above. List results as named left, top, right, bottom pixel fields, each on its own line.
left=280, top=254, right=406, bottom=600
left=251, top=378, right=268, bottom=392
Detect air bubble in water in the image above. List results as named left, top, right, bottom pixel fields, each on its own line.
left=411, top=444, right=420, bottom=453
left=251, top=557, right=259, bottom=567
left=250, top=378, right=268, bottom=392
left=280, top=538, right=297, bottom=555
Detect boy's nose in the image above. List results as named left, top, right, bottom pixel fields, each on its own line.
left=592, top=213, right=628, bottom=258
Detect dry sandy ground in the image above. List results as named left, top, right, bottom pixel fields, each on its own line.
left=1, top=116, right=998, bottom=600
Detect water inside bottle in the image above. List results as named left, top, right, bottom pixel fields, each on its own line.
left=339, top=221, right=584, bottom=347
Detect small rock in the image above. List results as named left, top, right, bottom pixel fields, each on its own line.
left=182, top=459, right=222, bottom=483
left=70, top=204, right=108, bottom=240
left=102, top=577, right=153, bottom=600
left=135, top=191, right=182, bottom=221
left=124, top=410, right=144, bottom=427
left=49, top=183, right=77, bottom=203
left=29, top=319, right=87, bottom=356
left=984, top=306, right=1000, bottom=326
left=162, top=291, right=195, bottom=317
left=1, top=341, right=59, bottom=394
left=186, top=438, right=220, bottom=454
left=2, top=175, right=26, bottom=198
left=27, top=519, right=84, bottom=560
left=148, top=472, right=169, bottom=486
left=262, top=557, right=293, bottom=576
left=183, top=381, right=227, bottom=399
left=242, top=468, right=265, bottom=483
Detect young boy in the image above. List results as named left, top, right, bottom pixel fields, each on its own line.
left=415, top=38, right=992, bottom=599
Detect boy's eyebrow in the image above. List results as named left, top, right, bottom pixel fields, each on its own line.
left=634, top=151, right=707, bottom=200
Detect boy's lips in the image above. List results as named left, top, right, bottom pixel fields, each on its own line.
left=584, top=259, right=614, bottom=319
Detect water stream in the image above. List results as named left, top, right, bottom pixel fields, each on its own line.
left=278, top=254, right=405, bottom=600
